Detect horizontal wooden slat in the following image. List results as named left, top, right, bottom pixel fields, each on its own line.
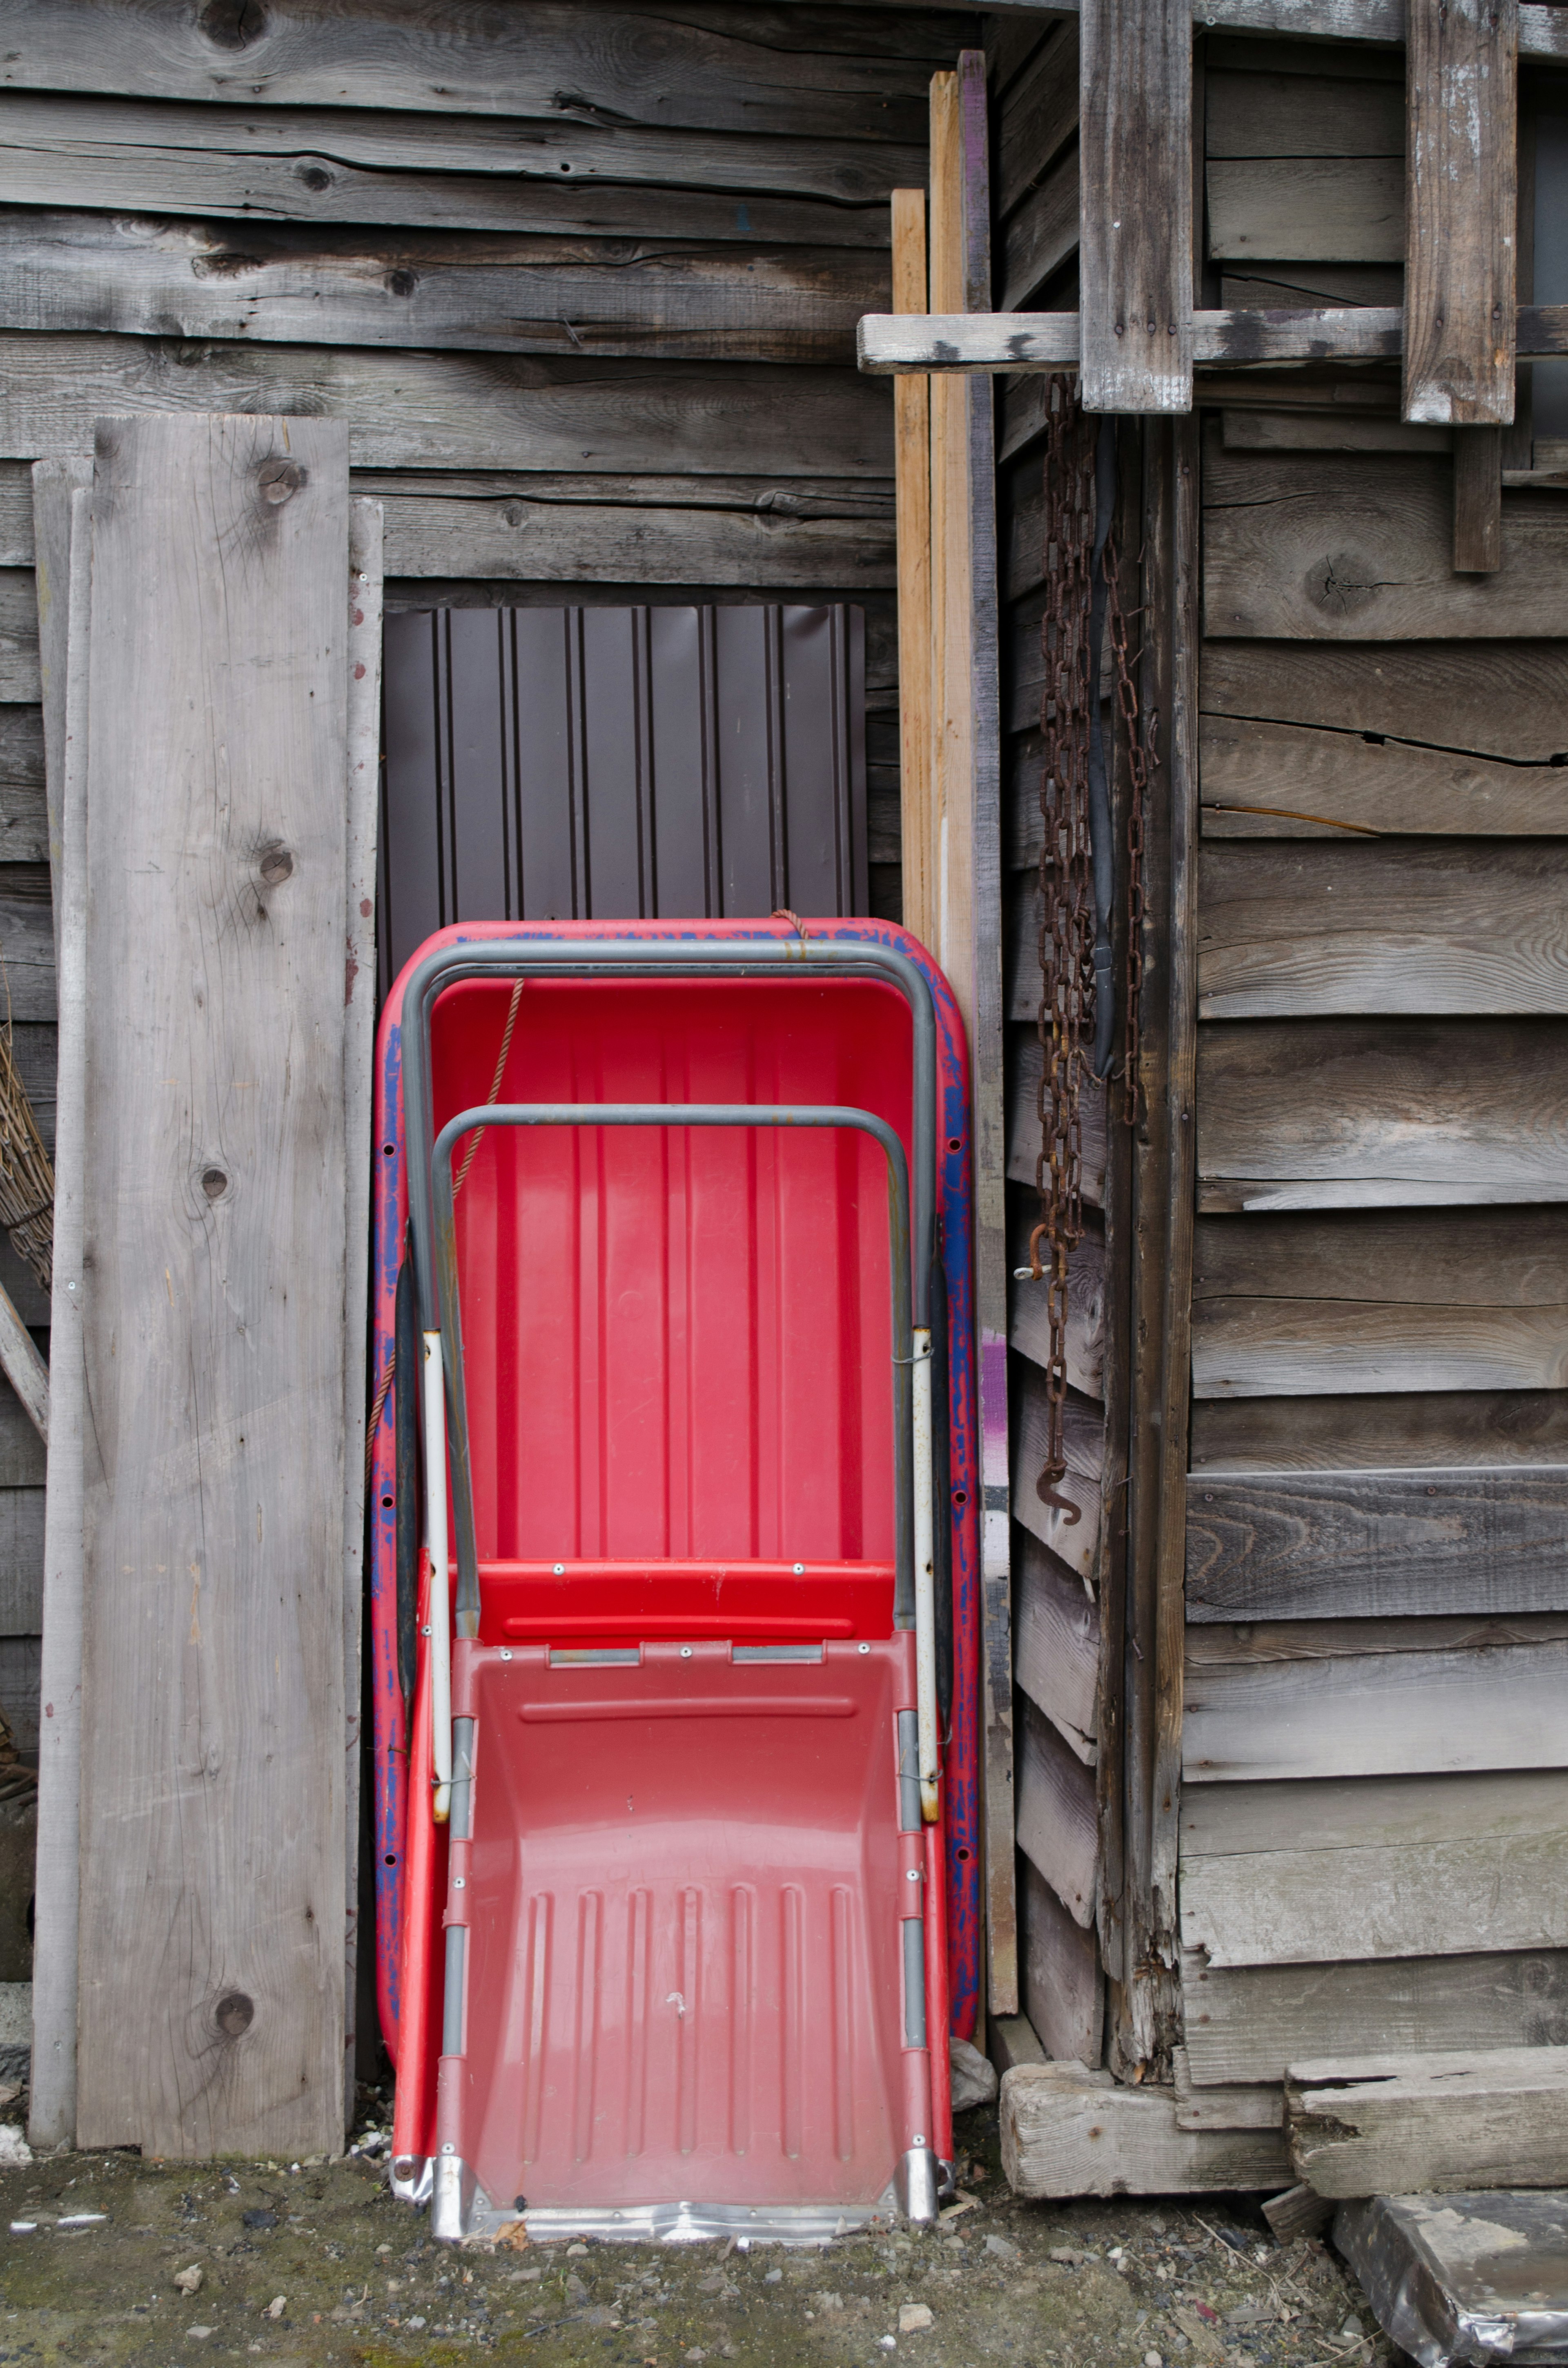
left=1181, top=1944, right=1568, bottom=2086
left=0, top=332, right=892, bottom=478
left=1187, top=1472, right=1568, bottom=1621
left=1007, top=1026, right=1107, bottom=1204
left=377, top=487, right=894, bottom=586
left=1016, top=1693, right=1097, bottom=1929
left=1192, top=1389, right=1568, bottom=1474
left=999, top=148, right=1078, bottom=312
left=0, top=0, right=956, bottom=140
left=0, top=570, right=37, bottom=702
left=1009, top=1199, right=1105, bottom=1399
left=1204, top=444, right=1568, bottom=640
left=1196, top=1019, right=1568, bottom=1211
left=1223, top=408, right=1448, bottom=456
left=0, top=869, right=53, bottom=1016
left=1014, top=1529, right=1098, bottom=1764
left=1010, top=1366, right=1105, bottom=1580
left=0, top=1389, right=44, bottom=1492
left=1204, top=34, right=1404, bottom=81
left=1198, top=840, right=1568, bottom=1018
left=1192, top=1208, right=1568, bottom=1397
left=1200, top=719, right=1568, bottom=838
left=0, top=1487, right=43, bottom=1633
left=996, top=20, right=1078, bottom=221
left=1179, top=1768, right=1568, bottom=1967
left=1205, top=68, right=1402, bottom=158
left=1207, top=157, right=1402, bottom=263
left=1221, top=263, right=1403, bottom=309
left=1183, top=1617, right=1568, bottom=1782
left=1287, top=2048, right=1568, bottom=2196
left=0, top=209, right=889, bottom=366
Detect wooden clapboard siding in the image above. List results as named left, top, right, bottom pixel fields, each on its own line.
left=0, top=570, right=38, bottom=700
left=1204, top=444, right=1568, bottom=640
left=0, top=0, right=962, bottom=140
left=1009, top=1198, right=1106, bottom=1399
left=995, top=20, right=1078, bottom=220
left=1222, top=409, right=1449, bottom=456
left=1200, top=840, right=1568, bottom=1018
left=1187, top=1469, right=1568, bottom=1621
left=0, top=91, right=903, bottom=237
left=1183, top=1617, right=1568, bottom=1782
left=1015, top=1529, right=1099, bottom=1764
left=1017, top=1693, right=1098, bottom=1929
left=1021, top=1856, right=1103, bottom=2066
left=1207, top=157, right=1403, bottom=261
left=0, top=334, right=893, bottom=477
left=1000, top=148, right=1078, bottom=314
left=1178, top=1769, right=1568, bottom=1968
left=1192, top=1209, right=1568, bottom=1398
left=0, top=468, right=33, bottom=566
left=0, top=1487, right=45, bottom=1632
left=1008, top=1028, right=1108, bottom=1203
left=1181, top=1945, right=1568, bottom=2086
left=1288, top=2046, right=1568, bottom=2196
left=0, top=211, right=891, bottom=366
left=0, top=1633, right=38, bottom=1755
left=1220, top=263, right=1403, bottom=308
left=1193, top=1389, right=1568, bottom=1472
left=1196, top=1019, right=1568, bottom=1211
left=1010, top=1367, right=1105, bottom=1577
left=1205, top=69, right=1403, bottom=158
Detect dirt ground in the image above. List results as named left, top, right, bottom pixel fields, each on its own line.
left=0, top=2091, right=1402, bottom=2368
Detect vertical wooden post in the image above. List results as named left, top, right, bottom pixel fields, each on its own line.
left=1079, top=0, right=1194, bottom=413
left=929, top=69, right=968, bottom=997
left=892, top=191, right=934, bottom=952
left=1453, top=424, right=1505, bottom=570
left=1405, top=0, right=1518, bottom=427
left=28, top=477, right=90, bottom=2149
left=75, top=415, right=351, bottom=2158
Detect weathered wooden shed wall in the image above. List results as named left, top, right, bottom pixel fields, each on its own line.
left=992, top=11, right=1568, bottom=2145
left=0, top=0, right=981, bottom=1764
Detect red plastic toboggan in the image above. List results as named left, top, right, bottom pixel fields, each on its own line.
left=368, top=920, right=980, bottom=2243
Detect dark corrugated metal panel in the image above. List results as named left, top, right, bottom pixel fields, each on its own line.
left=379, top=602, right=867, bottom=997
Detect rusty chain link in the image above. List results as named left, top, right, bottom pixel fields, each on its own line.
left=1020, top=379, right=1152, bottom=1519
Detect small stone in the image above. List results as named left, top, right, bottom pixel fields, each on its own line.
left=567, top=2241, right=590, bottom=2256
left=898, top=2304, right=933, bottom=2334
left=984, top=2235, right=1018, bottom=2261
left=948, top=2036, right=998, bottom=2113
left=265, top=2296, right=286, bottom=2320
left=686, top=2348, right=706, bottom=2361
left=878, top=2340, right=897, bottom=2353
left=1049, top=2248, right=1084, bottom=2266
left=406, top=2314, right=427, bottom=2331
left=187, top=2329, right=214, bottom=2343
left=1145, top=2353, right=1163, bottom=2366
left=174, top=2266, right=204, bottom=2296
left=765, top=2268, right=783, bottom=2284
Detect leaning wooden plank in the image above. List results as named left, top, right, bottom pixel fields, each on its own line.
left=0, top=210, right=891, bottom=367
left=1011, top=1369, right=1105, bottom=1579
left=376, top=491, right=895, bottom=588
left=1288, top=2046, right=1568, bottom=2196
left=1181, top=1944, right=1568, bottom=2085
left=1207, top=158, right=1403, bottom=262
left=75, top=415, right=349, bottom=2158
left=0, top=0, right=950, bottom=140
left=1178, top=1768, right=1568, bottom=1967
left=1016, top=1694, right=1099, bottom=1929
left=340, top=496, right=382, bottom=2122
left=0, top=334, right=893, bottom=479
left=891, top=187, right=933, bottom=952
left=0, top=91, right=905, bottom=236
left=1197, top=840, right=1568, bottom=1019
left=1020, top=1857, right=1103, bottom=2067
left=29, top=459, right=89, bottom=953
left=1183, top=1623, right=1568, bottom=1783
left=1014, top=1530, right=1099, bottom=1764
left=29, top=478, right=88, bottom=2149
left=1203, top=446, right=1568, bottom=640
left=1188, top=1481, right=1568, bottom=1619
left=0, top=1286, right=46, bottom=1449
left=1196, top=1019, right=1568, bottom=1212
left=1404, top=0, right=1518, bottom=426
left=1001, top=2060, right=1290, bottom=2196
left=1078, top=0, right=1192, bottom=410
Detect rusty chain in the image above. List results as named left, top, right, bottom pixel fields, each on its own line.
left=1020, top=380, right=1152, bottom=1518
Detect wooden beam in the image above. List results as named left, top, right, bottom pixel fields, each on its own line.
left=1193, top=1387, right=1568, bottom=1473
left=75, top=415, right=350, bottom=2157
left=1078, top=0, right=1194, bottom=410
left=857, top=300, right=1568, bottom=372
left=1453, top=423, right=1504, bottom=571
left=891, top=188, right=933, bottom=953
left=1187, top=1469, right=1568, bottom=1623
left=1404, top=0, right=1518, bottom=426
left=1288, top=2047, right=1568, bottom=2195
left=1001, top=2060, right=1290, bottom=2196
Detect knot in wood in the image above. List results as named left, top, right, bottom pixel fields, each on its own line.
left=213, top=1990, right=254, bottom=2040
left=257, top=456, right=307, bottom=507
left=198, top=0, right=268, bottom=51
left=258, top=843, right=294, bottom=886
left=384, top=268, right=416, bottom=299
left=200, top=1168, right=228, bottom=1201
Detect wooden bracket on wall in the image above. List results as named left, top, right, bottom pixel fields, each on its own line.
left=1078, top=0, right=1194, bottom=413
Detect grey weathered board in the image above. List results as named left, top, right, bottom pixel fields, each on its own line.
left=1203, top=446, right=1568, bottom=640
left=1192, top=1389, right=1568, bottom=1473
left=1020, top=1856, right=1103, bottom=2068
left=1010, top=1369, right=1105, bottom=1578
left=1001, top=2061, right=1290, bottom=2197
left=1014, top=1529, right=1099, bottom=1764
left=0, top=334, right=893, bottom=479
left=996, top=20, right=1078, bottom=220
left=1179, top=1768, right=1568, bottom=1967
left=1288, top=2046, right=1568, bottom=2196
left=0, top=209, right=891, bottom=366
left=1187, top=1469, right=1568, bottom=1621
left=1182, top=1945, right=1568, bottom=2086
left=1205, top=66, right=1402, bottom=157
left=1000, top=148, right=1078, bottom=312
left=1197, top=841, right=1568, bottom=1018
left=1016, top=1693, right=1099, bottom=1930
left=1403, top=0, right=1517, bottom=427
left=1182, top=1617, right=1568, bottom=1782
left=75, top=415, right=348, bottom=2158
left=0, top=1488, right=45, bottom=1632
left=1196, top=1019, right=1568, bottom=1210
left=1008, top=1028, right=1108, bottom=1203
left=0, top=89, right=906, bottom=236
left=1207, top=156, right=1403, bottom=261
left=1077, top=0, right=1192, bottom=410
left=0, top=569, right=39, bottom=700
left=1008, top=1207, right=1105, bottom=1399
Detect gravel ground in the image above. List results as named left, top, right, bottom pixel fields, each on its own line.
left=0, top=2093, right=1402, bottom=2368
